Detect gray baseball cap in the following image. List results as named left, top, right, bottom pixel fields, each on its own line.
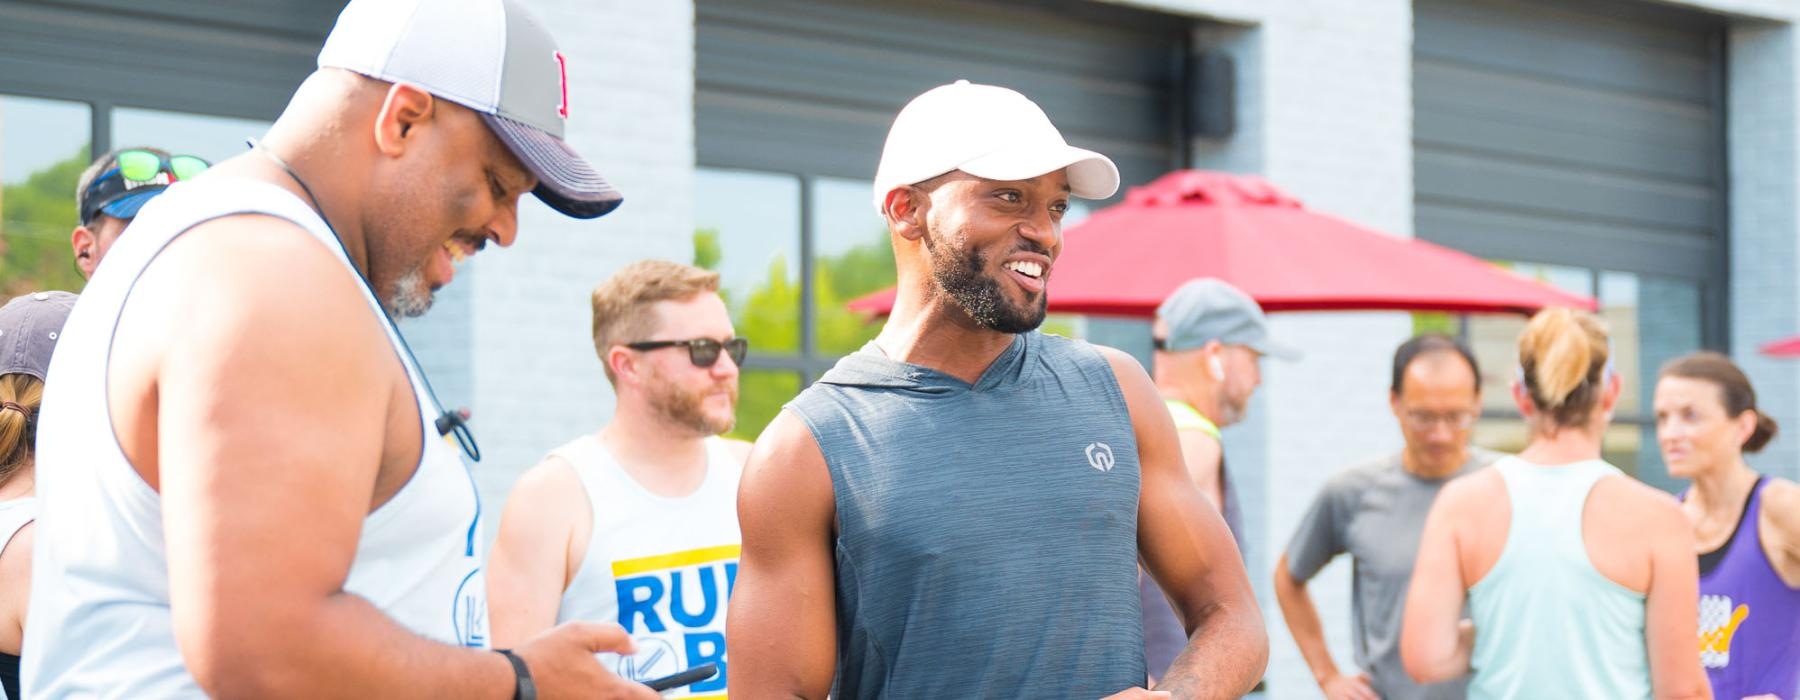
left=317, top=0, right=622, bottom=219
left=0, top=291, right=76, bottom=382
left=1156, top=278, right=1299, bottom=360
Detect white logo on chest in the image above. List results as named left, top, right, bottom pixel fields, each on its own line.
left=1085, top=442, right=1115, bottom=472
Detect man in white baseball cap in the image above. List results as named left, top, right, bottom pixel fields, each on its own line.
left=730, top=81, right=1268, bottom=698
left=21, top=1, right=656, bottom=698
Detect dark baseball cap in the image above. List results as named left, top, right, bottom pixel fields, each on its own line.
left=0, top=291, right=77, bottom=382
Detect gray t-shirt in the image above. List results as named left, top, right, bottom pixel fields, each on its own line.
left=1284, top=447, right=1501, bottom=700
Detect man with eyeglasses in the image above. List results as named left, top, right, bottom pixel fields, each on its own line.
left=489, top=259, right=750, bottom=697
left=1141, top=277, right=1298, bottom=684
left=1274, top=334, right=1500, bottom=700
left=69, top=147, right=208, bottom=279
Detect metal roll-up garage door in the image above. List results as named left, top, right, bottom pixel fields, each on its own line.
left=696, top=0, right=1189, bottom=195
left=0, top=1, right=341, bottom=134
left=1414, top=0, right=1726, bottom=307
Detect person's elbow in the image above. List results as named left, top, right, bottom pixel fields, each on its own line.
left=1399, top=629, right=1458, bottom=684
left=176, top=604, right=321, bottom=697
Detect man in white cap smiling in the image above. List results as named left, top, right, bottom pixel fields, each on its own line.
left=22, top=1, right=655, bottom=698
left=729, top=81, right=1267, bottom=699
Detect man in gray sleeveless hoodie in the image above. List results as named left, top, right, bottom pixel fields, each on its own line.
left=728, top=81, right=1268, bottom=699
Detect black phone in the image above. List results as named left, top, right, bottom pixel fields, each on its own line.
left=641, top=662, right=719, bottom=692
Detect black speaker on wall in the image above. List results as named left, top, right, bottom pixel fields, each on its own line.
left=1187, top=49, right=1235, bottom=140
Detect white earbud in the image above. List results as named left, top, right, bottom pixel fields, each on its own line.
left=1208, top=355, right=1226, bottom=381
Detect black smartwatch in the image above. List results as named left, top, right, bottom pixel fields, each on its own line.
left=496, top=649, right=536, bottom=700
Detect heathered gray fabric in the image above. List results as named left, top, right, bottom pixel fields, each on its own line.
left=786, top=332, right=1147, bottom=699
left=1284, top=447, right=1502, bottom=699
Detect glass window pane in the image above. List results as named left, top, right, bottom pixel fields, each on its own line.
left=812, top=177, right=892, bottom=354
left=0, top=95, right=92, bottom=297
left=696, top=168, right=801, bottom=352
left=112, top=107, right=270, bottom=165
left=1600, top=271, right=1644, bottom=417
left=730, top=370, right=802, bottom=442
left=1630, top=275, right=1703, bottom=492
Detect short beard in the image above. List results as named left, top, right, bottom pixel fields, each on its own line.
left=927, top=236, right=1047, bottom=334
left=646, top=380, right=737, bottom=437
left=386, top=265, right=434, bottom=319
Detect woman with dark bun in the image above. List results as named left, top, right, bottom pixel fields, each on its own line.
left=1656, top=351, right=1800, bottom=700
left=1400, top=308, right=1708, bottom=699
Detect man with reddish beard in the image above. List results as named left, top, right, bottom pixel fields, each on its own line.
left=489, top=260, right=750, bottom=697
left=21, top=1, right=659, bottom=698
left=728, top=81, right=1268, bottom=699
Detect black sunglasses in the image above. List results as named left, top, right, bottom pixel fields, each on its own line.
left=626, top=337, right=748, bottom=368
left=1152, top=337, right=1168, bottom=351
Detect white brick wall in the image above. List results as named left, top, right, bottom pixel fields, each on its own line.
left=1120, top=2, right=1417, bottom=696
left=404, top=0, right=697, bottom=542
left=1725, top=21, right=1800, bottom=480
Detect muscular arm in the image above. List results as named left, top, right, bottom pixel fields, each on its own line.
left=489, top=457, right=588, bottom=647
left=1102, top=348, right=1266, bottom=698
left=1178, top=431, right=1223, bottom=511
left=1399, top=478, right=1473, bottom=682
left=1639, top=492, right=1708, bottom=700
left=140, top=219, right=648, bottom=699
left=726, top=410, right=837, bottom=698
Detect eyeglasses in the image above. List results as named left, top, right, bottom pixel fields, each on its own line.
left=1152, top=337, right=1168, bottom=351
left=114, top=150, right=209, bottom=184
left=626, top=337, right=748, bottom=368
left=1402, top=410, right=1477, bottom=431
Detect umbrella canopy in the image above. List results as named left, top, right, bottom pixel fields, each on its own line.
left=1762, top=336, right=1800, bottom=358
left=848, top=170, right=1596, bottom=318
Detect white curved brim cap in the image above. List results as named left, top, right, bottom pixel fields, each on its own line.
left=957, top=144, right=1120, bottom=201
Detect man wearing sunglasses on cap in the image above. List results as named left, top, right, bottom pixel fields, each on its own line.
left=489, top=259, right=749, bottom=697
left=69, top=147, right=208, bottom=279
left=23, top=1, right=659, bottom=698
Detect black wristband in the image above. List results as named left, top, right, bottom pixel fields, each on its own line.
left=495, top=649, right=535, bottom=700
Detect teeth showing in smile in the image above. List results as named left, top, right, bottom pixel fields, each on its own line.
left=1004, top=260, right=1044, bottom=279
left=444, top=239, right=471, bottom=264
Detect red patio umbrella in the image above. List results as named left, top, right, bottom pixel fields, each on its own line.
left=848, top=170, right=1596, bottom=317
left=1761, top=336, right=1800, bottom=357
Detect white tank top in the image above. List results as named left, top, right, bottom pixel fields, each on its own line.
left=21, top=178, right=487, bottom=698
left=550, top=434, right=741, bottom=697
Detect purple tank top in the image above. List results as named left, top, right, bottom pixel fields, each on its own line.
left=1695, top=478, right=1800, bottom=700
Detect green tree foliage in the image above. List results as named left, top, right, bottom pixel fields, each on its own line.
left=1, top=146, right=87, bottom=296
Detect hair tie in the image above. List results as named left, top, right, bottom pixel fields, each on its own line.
left=0, top=401, right=23, bottom=414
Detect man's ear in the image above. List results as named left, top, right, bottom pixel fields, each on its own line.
left=372, top=83, right=436, bottom=157
left=71, top=225, right=97, bottom=277
left=885, top=186, right=929, bottom=242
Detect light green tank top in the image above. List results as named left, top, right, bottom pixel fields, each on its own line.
left=1468, top=457, right=1650, bottom=699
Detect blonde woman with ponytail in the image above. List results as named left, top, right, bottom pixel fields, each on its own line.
left=1656, top=352, right=1800, bottom=700
left=1400, top=308, right=1710, bottom=699
left=0, top=291, right=74, bottom=700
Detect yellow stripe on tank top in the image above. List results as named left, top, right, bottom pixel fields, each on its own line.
left=611, top=544, right=742, bottom=578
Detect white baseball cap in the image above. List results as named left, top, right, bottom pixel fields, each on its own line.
left=318, top=0, right=622, bottom=219
left=871, top=80, right=1120, bottom=212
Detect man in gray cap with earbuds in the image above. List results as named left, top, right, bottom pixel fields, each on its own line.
left=1141, top=277, right=1297, bottom=683
left=23, top=0, right=654, bottom=698
left=730, top=82, right=1266, bottom=699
